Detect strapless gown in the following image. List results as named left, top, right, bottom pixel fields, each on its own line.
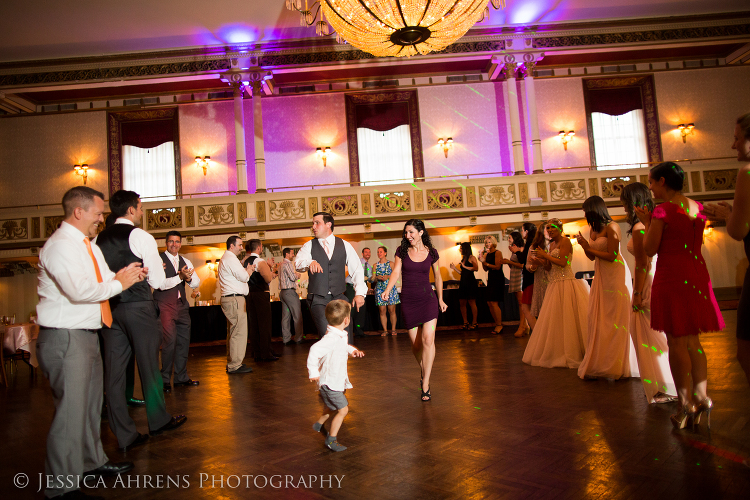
left=625, top=239, right=676, bottom=402
left=522, top=247, right=590, bottom=369
left=578, top=236, right=639, bottom=379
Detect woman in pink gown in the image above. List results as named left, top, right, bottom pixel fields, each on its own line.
left=621, top=183, right=676, bottom=403
left=576, top=196, right=639, bottom=380
left=637, top=162, right=725, bottom=430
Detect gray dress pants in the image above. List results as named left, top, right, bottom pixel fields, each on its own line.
left=157, top=298, right=192, bottom=384
left=279, top=288, right=303, bottom=343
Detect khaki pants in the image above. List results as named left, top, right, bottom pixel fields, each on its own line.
left=221, top=296, right=248, bottom=371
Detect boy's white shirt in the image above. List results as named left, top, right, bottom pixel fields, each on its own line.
left=307, top=324, right=357, bottom=391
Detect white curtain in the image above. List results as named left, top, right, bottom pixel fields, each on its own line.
left=591, top=109, right=649, bottom=170
left=122, top=141, right=176, bottom=201
left=357, top=124, right=413, bottom=186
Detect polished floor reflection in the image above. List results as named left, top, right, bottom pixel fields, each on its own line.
left=1, top=310, right=749, bottom=499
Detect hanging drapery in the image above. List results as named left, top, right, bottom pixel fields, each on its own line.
left=591, top=110, right=649, bottom=169
left=107, top=108, right=181, bottom=196
left=587, top=87, right=643, bottom=117
left=345, top=90, right=424, bottom=186
left=122, top=142, right=177, bottom=201
left=357, top=125, right=414, bottom=186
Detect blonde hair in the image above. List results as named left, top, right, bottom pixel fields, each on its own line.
left=325, top=300, right=351, bottom=327
left=546, top=218, right=565, bottom=235
left=485, top=235, right=498, bottom=248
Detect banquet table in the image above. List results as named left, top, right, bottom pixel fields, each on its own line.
left=1, top=323, right=39, bottom=386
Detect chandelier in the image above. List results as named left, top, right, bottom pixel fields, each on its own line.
left=286, top=0, right=506, bottom=58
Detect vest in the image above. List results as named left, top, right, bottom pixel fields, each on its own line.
left=96, top=223, right=153, bottom=306
left=308, top=237, right=346, bottom=297
left=244, top=255, right=269, bottom=293
left=152, top=252, right=188, bottom=305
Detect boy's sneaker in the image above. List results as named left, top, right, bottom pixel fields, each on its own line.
left=325, top=437, right=347, bottom=452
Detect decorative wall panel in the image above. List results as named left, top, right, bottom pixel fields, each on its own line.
left=323, top=195, right=358, bottom=216
left=45, top=216, right=65, bottom=238
left=31, top=218, right=40, bottom=239
left=361, top=194, right=371, bottom=215
left=550, top=180, right=586, bottom=201
left=588, top=178, right=600, bottom=197
left=536, top=182, right=548, bottom=202
left=185, top=206, right=195, bottom=227
left=374, top=192, right=410, bottom=213
left=601, top=176, right=636, bottom=198
left=198, top=204, right=233, bottom=226
left=704, top=169, right=737, bottom=191
left=479, top=185, right=516, bottom=206
left=256, top=201, right=266, bottom=222
left=466, top=187, right=477, bottom=207
left=690, top=172, right=702, bottom=193
left=0, top=219, right=27, bottom=240
left=269, top=199, right=306, bottom=221
left=238, top=202, right=247, bottom=221
left=308, top=197, right=318, bottom=215
left=427, top=188, right=463, bottom=210
left=518, top=183, right=529, bottom=204
left=413, top=190, right=424, bottom=211
left=147, top=207, right=182, bottom=230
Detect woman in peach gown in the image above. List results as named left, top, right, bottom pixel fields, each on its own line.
left=576, top=196, right=639, bottom=380
left=621, top=183, right=677, bottom=403
left=522, top=219, right=590, bottom=369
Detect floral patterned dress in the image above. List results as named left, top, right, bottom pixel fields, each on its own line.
left=375, top=261, right=400, bottom=306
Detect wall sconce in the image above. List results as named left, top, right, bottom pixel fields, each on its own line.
left=195, top=156, right=211, bottom=175
left=678, top=123, right=695, bottom=143
left=73, top=164, right=89, bottom=184
left=558, top=131, right=575, bottom=151
left=316, top=147, right=331, bottom=167
left=437, top=138, right=453, bottom=158
left=703, top=224, right=713, bottom=239
left=206, top=259, right=220, bottom=277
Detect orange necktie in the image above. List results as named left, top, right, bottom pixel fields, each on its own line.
left=83, top=238, right=113, bottom=328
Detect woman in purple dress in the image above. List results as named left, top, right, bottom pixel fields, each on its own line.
left=382, top=219, right=448, bottom=401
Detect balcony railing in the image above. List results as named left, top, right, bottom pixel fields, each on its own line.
left=0, top=157, right=740, bottom=252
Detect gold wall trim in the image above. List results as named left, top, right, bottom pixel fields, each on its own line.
left=518, top=183, right=529, bottom=204
left=0, top=218, right=28, bottom=240
left=690, top=171, right=703, bottom=193
left=374, top=191, right=410, bottom=213
left=427, top=188, right=463, bottom=210
left=601, top=176, right=636, bottom=198
left=550, top=180, right=586, bottom=201
left=186, top=206, right=195, bottom=227
left=323, top=195, right=359, bottom=216
left=536, top=181, right=548, bottom=203
left=704, top=169, right=738, bottom=192
left=479, top=184, right=516, bottom=206
left=256, top=201, right=266, bottom=222
left=197, top=204, right=234, bottom=226
left=269, top=199, right=306, bottom=221
left=588, top=178, right=599, bottom=197
left=147, top=207, right=182, bottom=230
left=31, top=217, right=40, bottom=239
left=308, top=197, right=318, bottom=216
left=238, top=202, right=247, bottom=221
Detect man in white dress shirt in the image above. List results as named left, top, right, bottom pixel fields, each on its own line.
left=36, top=186, right=143, bottom=499
left=154, top=230, right=200, bottom=392
left=295, top=212, right=367, bottom=344
left=219, top=235, right=254, bottom=374
left=96, top=190, right=186, bottom=453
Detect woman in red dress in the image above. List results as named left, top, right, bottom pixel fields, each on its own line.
left=636, top=162, right=725, bottom=430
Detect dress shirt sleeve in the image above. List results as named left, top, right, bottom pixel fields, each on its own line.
left=182, top=256, right=200, bottom=289
left=295, top=240, right=314, bottom=270
left=306, top=335, right=333, bottom=378
left=129, top=228, right=176, bottom=290
left=346, top=343, right=358, bottom=355
left=229, top=254, right=250, bottom=282
left=344, top=240, right=367, bottom=296
left=284, top=262, right=297, bottom=287
left=42, top=240, right=123, bottom=303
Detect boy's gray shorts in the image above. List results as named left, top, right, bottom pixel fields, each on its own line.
left=320, top=385, right=348, bottom=410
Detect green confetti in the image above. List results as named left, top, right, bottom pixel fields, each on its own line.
left=644, top=379, right=652, bottom=384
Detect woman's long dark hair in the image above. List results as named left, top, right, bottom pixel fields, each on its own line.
left=582, top=195, right=613, bottom=233
left=399, top=219, right=435, bottom=257
left=530, top=221, right=547, bottom=250
left=460, top=242, right=473, bottom=265
left=521, top=222, right=537, bottom=254
left=620, top=183, right=655, bottom=235
left=508, top=231, right=524, bottom=250
left=650, top=161, right=685, bottom=191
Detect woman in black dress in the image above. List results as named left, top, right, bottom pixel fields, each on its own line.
left=382, top=219, right=448, bottom=401
left=480, top=235, right=505, bottom=334
left=450, top=242, right=479, bottom=329
left=518, top=222, right=538, bottom=334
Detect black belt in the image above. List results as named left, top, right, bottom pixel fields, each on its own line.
left=40, top=326, right=100, bottom=333
left=222, top=294, right=244, bottom=297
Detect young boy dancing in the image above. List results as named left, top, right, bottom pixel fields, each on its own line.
left=307, top=299, right=365, bottom=451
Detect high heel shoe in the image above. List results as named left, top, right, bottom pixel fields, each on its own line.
left=514, top=328, right=529, bottom=338
left=670, top=403, right=697, bottom=430
left=694, top=397, right=714, bottom=429
left=468, top=323, right=477, bottom=330
left=461, top=322, right=469, bottom=330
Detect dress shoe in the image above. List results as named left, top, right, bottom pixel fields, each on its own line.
left=256, top=356, right=279, bottom=362
left=46, top=490, right=104, bottom=500
left=151, top=415, right=187, bottom=435
left=174, top=379, right=199, bottom=387
left=127, top=397, right=145, bottom=407
left=227, top=364, right=253, bottom=374
left=119, top=433, right=149, bottom=452
left=83, top=461, right=134, bottom=478
left=163, top=383, right=172, bottom=393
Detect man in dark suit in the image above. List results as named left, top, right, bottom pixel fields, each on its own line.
left=154, top=230, right=200, bottom=392
left=97, top=190, right=186, bottom=452
left=242, top=239, right=279, bottom=361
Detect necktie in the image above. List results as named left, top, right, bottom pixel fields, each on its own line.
left=322, top=239, right=331, bottom=259
left=83, top=238, right=113, bottom=328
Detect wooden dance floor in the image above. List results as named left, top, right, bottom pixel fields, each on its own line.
left=2, top=310, right=750, bottom=499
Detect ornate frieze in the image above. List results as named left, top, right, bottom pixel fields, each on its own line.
left=31, top=217, right=40, bottom=239
left=518, top=183, right=529, bottom=204
left=466, top=187, right=477, bottom=207
left=198, top=204, right=233, bottom=226
left=413, top=190, right=424, bottom=211
left=361, top=194, right=371, bottom=216
left=704, top=169, right=738, bottom=191
left=479, top=185, right=516, bottom=206
left=186, top=206, right=195, bottom=227
left=0, top=219, right=27, bottom=240
left=550, top=180, right=586, bottom=201
left=238, top=202, right=247, bottom=221
left=147, top=207, right=182, bottom=230
left=323, top=195, right=358, bottom=216
left=374, top=192, right=410, bottom=213
left=536, top=182, right=548, bottom=202
left=690, top=172, right=702, bottom=193
left=269, top=199, right=306, bottom=221
left=308, top=197, right=318, bottom=215
left=588, top=178, right=600, bottom=197
left=427, top=188, right=463, bottom=210
left=601, top=176, right=636, bottom=198
left=45, top=216, right=65, bottom=238
left=256, top=201, right=266, bottom=223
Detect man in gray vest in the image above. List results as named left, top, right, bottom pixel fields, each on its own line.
left=97, top=190, right=186, bottom=453
left=295, top=212, right=366, bottom=344
left=154, top=230, right=200, bottom=392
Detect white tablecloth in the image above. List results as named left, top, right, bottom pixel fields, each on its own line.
left=2, top=323, right=40, bottom=367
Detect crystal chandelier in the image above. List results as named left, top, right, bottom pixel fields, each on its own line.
left=286, top=0, right=506, bottom=57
